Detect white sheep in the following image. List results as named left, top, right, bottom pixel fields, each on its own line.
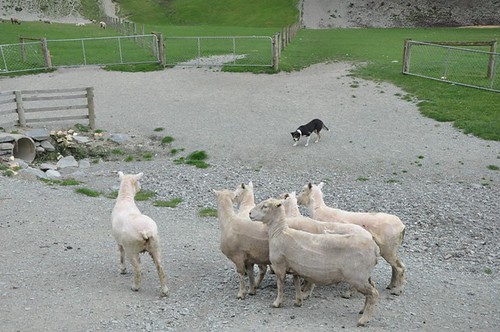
left=99, top=21, right=107, bottom=29
left=249, top=198, right=379, bottom=327
left=75, top=22, right=86, bottom=27
left=233, top=181, right=255, bottom=218
left=297, top=182, right=406, bottom=295
left=111, top=172, right=169, bottom=297
left=213, top=189, right=269, bottom=299
left=281, top=191, right=375, bottom=298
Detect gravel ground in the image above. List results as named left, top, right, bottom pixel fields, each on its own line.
left=1, top=63, right=499, bottom=331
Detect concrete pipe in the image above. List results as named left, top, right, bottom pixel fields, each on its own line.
left=0, top=133, right=36, bottom=163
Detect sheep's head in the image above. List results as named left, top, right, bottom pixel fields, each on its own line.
left=297, top=182, right=324, bottom=206
left=118, top=171, right=143, bottom=194
left=297, top=183, right=313, bottom=205
left=233, top=181, right=253, bottom=205
left=249, top=198, right=283, bottom=224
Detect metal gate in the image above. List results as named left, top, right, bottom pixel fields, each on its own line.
left=0, top=34, right=160, bottom=74
left=164, top=36, right=273, bottom=67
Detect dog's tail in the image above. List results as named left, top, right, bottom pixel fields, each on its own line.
left=323, top=123, right=330, bottom=131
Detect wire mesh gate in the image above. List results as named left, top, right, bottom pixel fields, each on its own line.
left=164, top=36, right=273, bottom=67
left=402, top=40, right=499, bottom=93
left=0, top=34, right=160, bottom=74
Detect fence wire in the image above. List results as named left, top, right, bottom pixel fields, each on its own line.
left=0, top=35, right=160, bottom=73
left=403, top=41, right=499, bottom=93
left=165, top=36, right=273, bottom=67
left=0, top=41, right=46, bottom=73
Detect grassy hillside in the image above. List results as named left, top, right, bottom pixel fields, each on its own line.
left=115, top=0, right=299, bottom=27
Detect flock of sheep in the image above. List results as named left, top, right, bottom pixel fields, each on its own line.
left=111, top=172, right=406, bottom=327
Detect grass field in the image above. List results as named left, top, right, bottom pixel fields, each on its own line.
left=0, top=0, right=499, bottom=141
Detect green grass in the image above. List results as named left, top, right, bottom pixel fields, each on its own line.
left=135, top=190, right=156, bottom=201
left=174, top=150, right=209, bottom=168
left=161, top=136, right=175, bottom=145
left=487, top=165, right=499, bottom=171
left=199, top=207, right=218, bottom=218
left=116, top=0, right=298, bottom=27
left=153, top=197, right=183, bottom=208
left=75, top=187, right=101, bottom=197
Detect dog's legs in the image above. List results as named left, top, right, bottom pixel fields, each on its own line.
left=314, top=131, right=321, bottom=143
left=305, top=136, right=311, bottom=146
left=293, top=140, right=298, bottom=147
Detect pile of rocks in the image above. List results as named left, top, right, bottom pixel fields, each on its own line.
left=1, top=127, right=133, bottom=180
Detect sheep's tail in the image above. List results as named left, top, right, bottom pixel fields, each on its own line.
left=140, top=230, right=154, bottom=241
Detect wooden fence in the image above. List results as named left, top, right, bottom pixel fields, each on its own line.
left=0, top=87, right=95, bottom=129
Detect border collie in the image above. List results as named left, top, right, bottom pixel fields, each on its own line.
left=291, top=118, right=329, bottom=147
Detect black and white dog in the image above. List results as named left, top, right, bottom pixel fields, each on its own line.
left=291, top=118, right=330, bottom=147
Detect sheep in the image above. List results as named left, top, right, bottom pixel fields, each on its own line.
left=10, top=17, right=21, bottom=25
left=282, top=191, right=375, bottom=298
left=297, top=182, right=406, bottom=295
left=75, top=22, right=86, bottom=27
left=249, top=198, right=379, bottom=327
left=213, top=189, right=270, bottom=299
left=99, top=21, right=107, bottom=29
left=233, top=181, right=255, bottom=218
left=111, top=172, right=169, bottom=297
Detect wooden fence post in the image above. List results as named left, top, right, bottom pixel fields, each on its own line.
left=15, top=90, right=26, bottom=127
left=154, top=33, right=165, bottom=66
left=19, top=37, right=26, bottom=62
left=402, top=39, right=412, bottom=74
left=487, top=40, right=497, bottom=79
left=86, top=87, right=96, bottom=130
left=272, top=33, right=279, bottom=71
left=41, top=37, right=52, bottom=69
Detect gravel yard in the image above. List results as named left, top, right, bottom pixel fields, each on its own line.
left=1, top=62, right=499, bottom=331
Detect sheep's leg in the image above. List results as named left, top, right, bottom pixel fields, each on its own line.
left=246, top=262, right=257, bottom=295
left=235, top=264, right=247, bottom=299
left=383, top=252, right=405, bottom=295
left=272, top=270, right=286, bottom=308
left=129, top=254, right=141, bottom=292
left=149, top=251, right=169, bottom=297
left=356, top=280, right=379, bottom=327
left=254, top=264, right=267, bottom=289
left=293, top=275, right=303, bottom=307
left=118, top=245, right=126, bottom=274
left=301, top=280, right=315, bottom=300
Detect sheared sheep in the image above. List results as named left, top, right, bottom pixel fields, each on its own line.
left=233, top=181, right=256, bottom=218
left=297, top=182, right=406, bottom=295
left=213, top=189, right=269, bottom=299
left=111, top=172, right=169, bottom=297
left=249, top=198, right=379, bottom=327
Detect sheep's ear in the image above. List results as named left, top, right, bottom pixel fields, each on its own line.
left=118, top=171, right=124, bottom=178
left=135, top=172, right=144, bottom=180
left=248, top=181, right=253, bottom=188
left=291, top=191, right=296, bottom=197
left=318, top=182, right=325, bottom=189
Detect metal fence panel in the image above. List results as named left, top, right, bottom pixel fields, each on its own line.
left=403, top=41, right=499, bottom=93
left=0, top=35, right=159, bottom=74
left=165, top=36, right=273, bottom=67
left=47, top=35, right=160, bottom=68
left=0, top=41, right=46, bottom=73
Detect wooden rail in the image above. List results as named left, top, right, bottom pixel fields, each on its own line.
left=0, top=87, right=95, bottom=129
